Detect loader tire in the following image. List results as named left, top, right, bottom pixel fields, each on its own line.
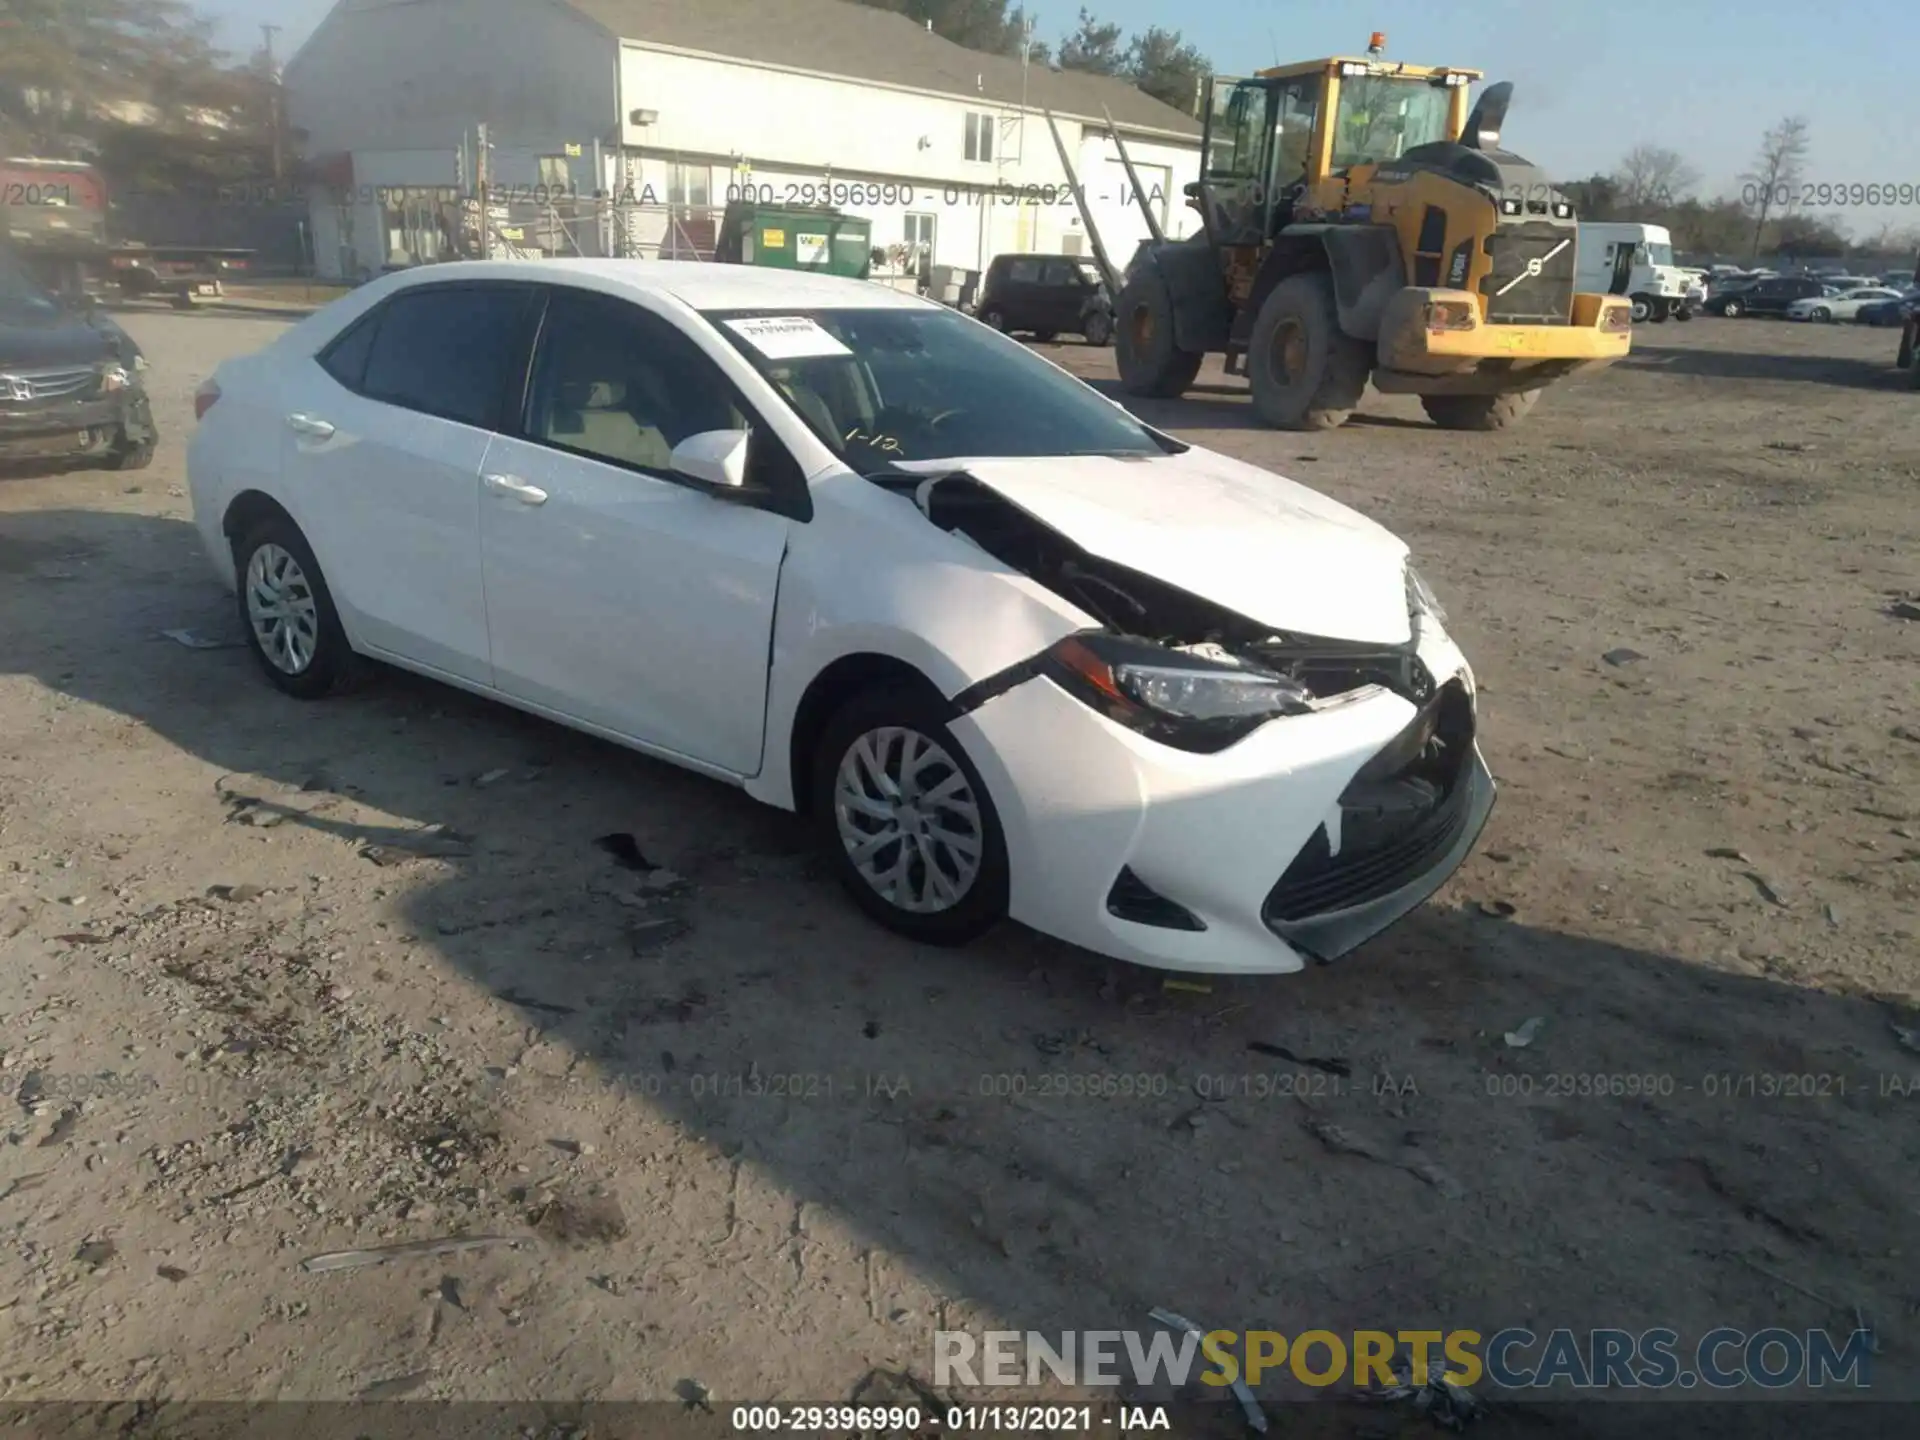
left=1897, top=329, right=1914, bottom=369
left=1114, top=276, right=1204, bottom=398
left=1421, top=389, right=1542, bottom=431
left=1247, top=273, right=1370, bottom=430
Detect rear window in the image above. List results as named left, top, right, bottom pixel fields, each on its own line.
left=357, top=285, right=530, bottom=428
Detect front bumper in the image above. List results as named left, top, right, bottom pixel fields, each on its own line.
left=0, top=388, right=153, bottom=459
left=1373, top=287, right=1631, bottom=391
left=951, top=625, right=1492, bottom=975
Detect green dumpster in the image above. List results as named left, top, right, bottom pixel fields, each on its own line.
left=715, top=201, right=873, bottom=279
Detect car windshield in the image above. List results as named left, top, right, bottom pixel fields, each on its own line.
left=0, top=247, right=61, bottom=319
left=703, top=306, right=1169, bottom=471
left=1645, top=241, right=1675, bottom=267
left=1330, top=75, right=1453, bottom=169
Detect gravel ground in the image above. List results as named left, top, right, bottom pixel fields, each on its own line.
left=0, top=308, right=1915, bottom=1428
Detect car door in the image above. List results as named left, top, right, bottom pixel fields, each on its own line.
left=1004, top=257, right=1043, bottom=330
left=477, top=285, right=799, bottom=774
left=282, top=281, right=536, bottom=685
left=1038, top=259, right=1081, bottom=331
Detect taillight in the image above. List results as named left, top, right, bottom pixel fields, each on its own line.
left=194, top=379, right=221, bottom=420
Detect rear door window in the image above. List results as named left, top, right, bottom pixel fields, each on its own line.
left=357, top=284, right=535, bottom=429
left=317, top=311, right=380, bottom=390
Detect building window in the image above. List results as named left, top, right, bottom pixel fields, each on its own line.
left=903, top=212, right=936, bottom=256
left=964, top=112, right=994, bottom=163
left=668, top=163, right=710, bottom=209
left=537, top=155, right=571, bottom=193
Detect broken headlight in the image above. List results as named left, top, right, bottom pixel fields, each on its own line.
left=1041, top=632, right=1312, bottom=753
left=1406, top=563, right=1448, bottom=628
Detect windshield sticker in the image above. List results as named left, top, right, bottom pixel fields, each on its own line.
left=723, top=315, right=852, bottom=360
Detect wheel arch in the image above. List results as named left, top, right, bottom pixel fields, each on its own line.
left=784, top=652, right=956, bottom=817
left=222, top=488, right=302, bottom=546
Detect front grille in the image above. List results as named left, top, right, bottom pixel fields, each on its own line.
left=0, top=365, right=98, bottom=404
left=1480, top=222, right=1576, bottom=325
left=1262, top=683, right=1475, bottom=924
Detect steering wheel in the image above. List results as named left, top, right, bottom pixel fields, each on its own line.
left=923, top=408, right=965, bottom=430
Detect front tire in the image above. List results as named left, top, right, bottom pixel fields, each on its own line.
left=1811, top=307, right=1831, bottom=322
left=232, top=516, right=361, bottom=700
left=1246, top=272, right=1370, bottom=430
left=1421, top=389, right=1542, bottom=431
left=811, top=684, right=1009, bottom=946
left=1113, top=275, right=1204, bottom=398
left=1630, top=295, right=1653, bottom=323
left=105, top=432, right=155, bottom=470
left=1720, top=298, right=1745, bottom=318
left=1082, top=311, right=1113, bottom=346
left=980, top=306, right=1007, bottom=331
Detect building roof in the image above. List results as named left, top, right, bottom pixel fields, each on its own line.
left=563, top=0, right=1202, bottom=139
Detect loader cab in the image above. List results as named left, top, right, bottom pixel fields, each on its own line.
left=1193, top=58, right=1479, bottom=251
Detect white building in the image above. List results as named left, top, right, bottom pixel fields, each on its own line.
left=284, top=0, right=1204, bottom=282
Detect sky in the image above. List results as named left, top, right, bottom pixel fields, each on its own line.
left=209, top=0, right=1920, bottom=233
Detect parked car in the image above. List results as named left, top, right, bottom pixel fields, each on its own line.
left=976, top=253, right=1113, bottom=345
left=1705, top=274, right=1825, bottom=317
left=0, top=241, right=155, bottom=469
left=185, top=260, right=1492, bottom=974
left=1856, top=288, right=1920, bottom=326
left=1786, top=286, right=1904, bottom=322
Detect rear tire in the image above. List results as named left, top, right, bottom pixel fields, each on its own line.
left=231, top=516, right=363, bottom=700
left=810, top=683, right=1009, bottom=946
left=1246, top=272, right=1370, bottom=430
left=1720, top=298, right=1745, bottom=318
left=1421, top=389, right=1542, bottom=431
left=980, top=306, right=1007, bottom=331
left=1113, top=276, right=1204, bottom=398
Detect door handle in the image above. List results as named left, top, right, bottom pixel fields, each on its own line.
left=285, top=412, right=335, bottom=439
left=483, top=472, right=548, bottom=505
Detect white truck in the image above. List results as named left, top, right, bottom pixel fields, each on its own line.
left=1576, top=221, right=1696, bottom=323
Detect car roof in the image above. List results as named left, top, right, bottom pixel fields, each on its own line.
left=371, top=258, right=939, bottom=312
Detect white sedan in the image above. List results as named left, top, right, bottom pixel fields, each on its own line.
left=186, top=261, right=1492, bottom=975
left=1786, top=287, right=1904, bottom=322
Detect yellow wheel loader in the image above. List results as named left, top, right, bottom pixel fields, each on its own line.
left=1111, top=36, right=1633, bottom=431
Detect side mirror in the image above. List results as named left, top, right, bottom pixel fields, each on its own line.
left=669, top=428, right=751, bottom=489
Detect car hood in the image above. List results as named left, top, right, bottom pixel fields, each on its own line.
left=0, top=301, right=120, bottom=370
left=906, top=448, right=1414, bottom=644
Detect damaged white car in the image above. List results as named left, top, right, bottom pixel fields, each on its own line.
left=186, top=261, right=1493, bottom=974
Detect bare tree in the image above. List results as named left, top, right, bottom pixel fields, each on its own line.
left=1740, top=115, right=1810, bottom=261
left=1612, top=144, right=1699, bottom=213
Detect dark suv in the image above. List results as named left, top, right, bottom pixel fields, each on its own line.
left=1706, top=274, right=1824, bottom=318
left=976, top=253, right=1113, bottom=345
left=0, top=243, right=155, bottom=469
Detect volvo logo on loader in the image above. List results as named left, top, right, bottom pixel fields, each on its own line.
left=1091, top=37, right=1632, bottom=433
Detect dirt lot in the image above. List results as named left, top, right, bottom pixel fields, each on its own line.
left=0, top=310, right=1915, bottom=1427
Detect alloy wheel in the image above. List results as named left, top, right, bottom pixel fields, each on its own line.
left=833, top=726, right=983, bottom=914
left=245, top=542, right=320, bottom=675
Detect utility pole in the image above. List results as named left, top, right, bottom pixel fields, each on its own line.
left=260, top=23, right=284, bottom=181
